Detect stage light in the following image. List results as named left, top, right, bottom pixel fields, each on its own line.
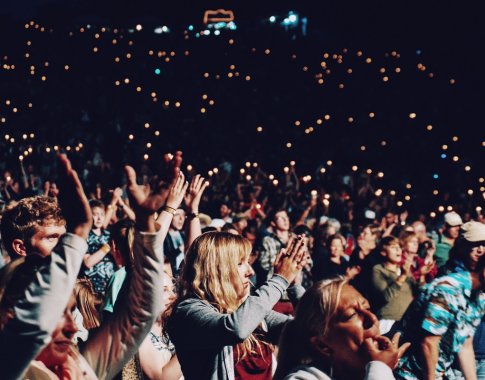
left=269, top=16, right=276, bottom=23
left=154, top=68, right=161, bottom=75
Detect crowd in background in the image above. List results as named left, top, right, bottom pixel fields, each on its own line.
left=1, top=9, right=484, bottom=380
left=0, top=151, right=484, bottom=379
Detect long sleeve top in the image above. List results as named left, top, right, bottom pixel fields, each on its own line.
left=282, top=361, right=395, bottom=380
left=168, top=275, right=304, bottom=380
left=371, top=264, right=417, bottom=320
left=0, top=233, right=88, bottom=380
left=81, top=231, right=164, bottom=379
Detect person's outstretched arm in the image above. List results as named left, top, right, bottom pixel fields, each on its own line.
left=0, top=154, right=91, bottom=380
left=169, top=237, right=308, bottom=349
left=183, top=174, right=209, bottom=249
left=81, top=165, right=186, bottom=379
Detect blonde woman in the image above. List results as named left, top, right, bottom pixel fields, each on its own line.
left=274, top=277, right=410, bottom=380
left=166, top=232, right=308, bottom=380
left=73, top=278, right=102, bottom=343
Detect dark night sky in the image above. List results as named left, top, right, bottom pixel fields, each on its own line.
left=2, top=0, right=482, bottom=41
left=1, top=0, right=484, bottom=212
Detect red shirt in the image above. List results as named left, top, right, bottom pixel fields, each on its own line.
left=233, top=342, right=273, bottom=380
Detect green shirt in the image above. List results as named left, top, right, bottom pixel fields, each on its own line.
left=433, top=235, right=452, bottom=268
left=371, top=264, right=417, bottom=320
left=104, top=267, right=127, bottom=313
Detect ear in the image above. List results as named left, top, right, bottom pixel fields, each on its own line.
left=380, top=250, right=386, bottom=257
left=12, top=239, right=27, bottom=257
left=310, top=336, right=333, bottom=359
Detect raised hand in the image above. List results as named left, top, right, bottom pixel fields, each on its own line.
left=273, top=235, right=308, bottom=284
left=184, top=174, right=209, bottom=213
left=162, top=151, right=183, bottom=182
left=166, top=172, right=189, bottom=211
left=420, top=261, right=435, bottom=276
left=125, top=166, right=165, bottom=213
left=363, top=332, right=411, bottom=369
left=125, top=165, right=165, bottom=232
left=346, top=265, right=362, bottom=280
left=57, top=154, right=92, bottom=239
left=112, top=187, right=123, bottom=201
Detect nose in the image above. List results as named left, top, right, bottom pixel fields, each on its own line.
left=246, top=263, right=255, bottom=277
left=360, top=307, right=378, bottom=330
left=168, top=288, right=176, bottom=301
left=64, top=311, right=78, bottom=336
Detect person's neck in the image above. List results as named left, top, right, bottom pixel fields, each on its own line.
left=384, top=261, right=398, bottom=272
left=330, top=255, right=341, bottom=264
left=359, top=248, right=370, bottom=259
left=470, top=271, right=482, bottom=292
left=444, top=233, right=455, bottom=245
left=275, top=229, right=289, bottom=241
left=152, top=319, right=163, bottom=335
left=93, top=227, right=102, bottom=235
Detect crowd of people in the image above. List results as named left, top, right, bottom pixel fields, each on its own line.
left=0, top=15, right=483, bottom=218
left=0, top=9, right=484, bottom=380
left=0, top=150, right=484, bottom=380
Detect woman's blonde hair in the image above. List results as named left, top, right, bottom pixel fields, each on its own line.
left=180, top=231, right=251, bottom=313
left=274, top=277, right=347, bottom=380
left=74, top=278, right=102, bottom=330
left=177, top=231, right=267, bottom=361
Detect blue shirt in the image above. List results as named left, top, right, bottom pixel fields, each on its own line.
left=395, top=270, right=485, bottom=379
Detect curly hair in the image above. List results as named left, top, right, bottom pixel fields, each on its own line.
left=0, top=196, right=65, bottom=258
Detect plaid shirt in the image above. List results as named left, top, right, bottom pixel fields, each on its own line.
left=259, top=231, right=296, bottom=278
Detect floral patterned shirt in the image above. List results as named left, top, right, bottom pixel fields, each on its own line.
left=82, top=229, right=115, bottom=295
left=395, top=270, right=485, bottom=379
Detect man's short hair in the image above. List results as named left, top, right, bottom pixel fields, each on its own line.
left=0, top=196, right=65, bottom=258
left=267, top=208, right=288, bottom=223
left=89, top=199, right=105, bottom=210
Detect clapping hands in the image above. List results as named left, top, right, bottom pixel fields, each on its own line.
left=273, top=235, right=309, bottom=284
